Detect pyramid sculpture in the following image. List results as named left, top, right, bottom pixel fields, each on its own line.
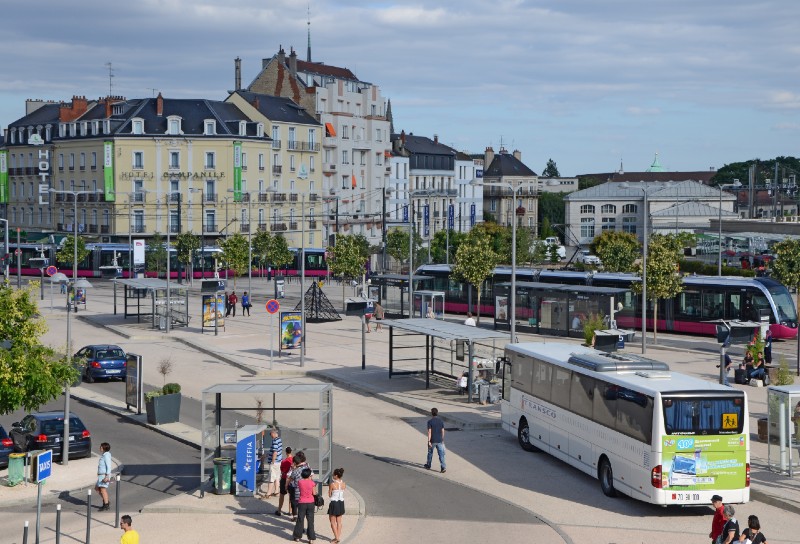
left=294, top=281, right=342, bottom=322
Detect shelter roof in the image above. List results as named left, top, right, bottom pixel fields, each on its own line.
left=382, top=318, right=509, bottom=342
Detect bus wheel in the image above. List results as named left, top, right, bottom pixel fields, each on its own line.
left=598, top=457, right=617, bottom=497
left=517, top=417, right=538, bottom=452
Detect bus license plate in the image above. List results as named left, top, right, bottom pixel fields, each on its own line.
left=672, top=493, right=700, bottom=502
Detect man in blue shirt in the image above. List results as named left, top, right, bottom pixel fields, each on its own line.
left=264, top=428, right=283, bottom=497
left=424, top=408, right=446, bottom=473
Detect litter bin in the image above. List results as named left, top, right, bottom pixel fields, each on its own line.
left=488, top=384, right=500, bottom=404
left=213, top=457, right=233, bottom=495
left=478, top=383, right=490, bottom=404
left=7, top=453, right=25, bottom=486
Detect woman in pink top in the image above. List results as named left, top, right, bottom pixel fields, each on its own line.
left=291, top=467, right=318, bottom=543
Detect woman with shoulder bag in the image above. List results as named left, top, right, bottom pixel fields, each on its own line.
left=327, top=468, right=346, bottom=544
left=288, top=451, right=310, bottom=522
left=717, top=504, right=739, bottom=544
left=292, top=467, right=317, bottom=543
left=739, top=515, right=767, bottom=544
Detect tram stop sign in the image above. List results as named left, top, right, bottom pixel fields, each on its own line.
left=266, top=299, right=280, bottom=314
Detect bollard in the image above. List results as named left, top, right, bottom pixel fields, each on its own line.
left=86, top=489, right=92, bottom=544
left=22, top=520, right=29, bottom=544
left=55, top=504, right=61, bottom=544
left=114, top=474, right=121, bottom=528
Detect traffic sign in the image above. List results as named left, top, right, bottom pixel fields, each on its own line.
left=35, top=449, right=52, bottom=483
left=46, top=265, right=57, bottom=277
left=266, top=299, right=280, bottom=314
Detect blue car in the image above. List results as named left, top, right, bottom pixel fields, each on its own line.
left=0, top=424, right=13, bottom=469
left=10, top=412, right=92, bottom=461
left=76, top=344, right=127, bottom=383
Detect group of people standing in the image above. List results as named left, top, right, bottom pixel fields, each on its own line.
left=710, top=495, right=768, bottom=543
left=262, top=428, right=346, bottom=544
left=721, top=330, right=772, bottom=387
left=223, top=290, right=251, bottom=317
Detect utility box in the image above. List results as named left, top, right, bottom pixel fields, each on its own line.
left=274, top=276, right=285, bottom=299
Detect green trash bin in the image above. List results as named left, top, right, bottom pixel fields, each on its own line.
left=213, top=457, right=232, bottom=495
left=7, top=453, right=26, bottom=487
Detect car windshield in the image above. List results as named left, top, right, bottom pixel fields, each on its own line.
left=39, top=417, right=86, bottom=435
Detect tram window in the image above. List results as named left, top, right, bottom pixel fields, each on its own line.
left=702, top=290, right=724, bottom=319
left=532, top=358, right=553, bottom=401
left=593, top=381, right=617, bottom=428
left=729, top=293, right=741, bottom=320
left=678, top=290, right=702, bottom=317
left=570, top=373, right=594, bottom=419
left=550, top=367, right=571, bottom=408
left=752, top=293, right=770, bottom=320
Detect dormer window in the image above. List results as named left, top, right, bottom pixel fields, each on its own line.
left=45, top=125, right=52, bottom=141
left=9, top=131, right=15, bottom=144
left=256, top=123, right=264, bottom=138
left=204, top=120, right=216, bottom=135
left=132, top=119, right=144, bottom=135
left=103, top=120, right=110, bottom=134
left=239, top=121, right=247, bottom=136
left=167, top=116, right=182, bottom=135
left=113, top=104, right=123, bottom=115
left=80, top=122, right=87, bottom=136
left=69, top=123, right=77, bottom=137
left=91, top=121, right=99, bottom=135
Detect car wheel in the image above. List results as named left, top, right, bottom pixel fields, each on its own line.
left=84, top=370, right=94, bottom=384
left=598, top=457, right=617, bottom=497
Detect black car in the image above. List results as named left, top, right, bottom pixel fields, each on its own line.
left=9, top=412, right=92, bottom=461
left=75, top=344, right=127, bottom=382
left=0, top=424, right=13, bottom=469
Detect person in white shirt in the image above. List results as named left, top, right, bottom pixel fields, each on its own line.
left=464, top=312, right=476, bottom=326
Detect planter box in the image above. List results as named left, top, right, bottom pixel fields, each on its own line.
left=145, top=393, right=181, bottom=425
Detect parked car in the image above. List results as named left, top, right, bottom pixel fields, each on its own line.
left=75, top=344, right=127, bottom=383
left=0, top=424, right=13, bottom=469
left=9, top=412, right=92, bottom=461
left=577, top=250, right=602, bottom=266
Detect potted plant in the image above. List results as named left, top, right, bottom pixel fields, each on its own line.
left=145, top=357, right=181, bottom=425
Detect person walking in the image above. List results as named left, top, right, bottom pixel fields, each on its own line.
left=464, top=312, right=476, bottom=326
left=264, top=427, right=283, bottom=498
left=373, top=303, right=385, bottom=332
left=709, top=495, right=726, bottom=544
left=119, top=514, right=140, bottom=544
left=224, top=291, right=231, bottom=317
left=228, top=291, right=238, bottom=317
left=719, top=353, right=733, bottom=387
left=288, top=451, right=310, bottom=522
left=241, top=291, right=251, bottom=316
left=275, top=446, right=293, bottom=516
left=718, top=504, right=739, bottom=543
left=291, top=467, right=318, bottom=543
left=739, top=515, right=767, bottom=543
left=327, top=467, right=346, bottom=544
left=764, top=329, right=773, bottom=365
left=95, top=442, right=113, bottom=511
left=424, top=407, right=446, bottom=473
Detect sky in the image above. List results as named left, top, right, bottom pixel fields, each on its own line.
left=1, top=0, right=798, bottom=177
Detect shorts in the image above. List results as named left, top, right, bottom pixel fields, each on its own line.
left=279, top=476, right=288, bottom=495
left=268, top=462, right=281, bottom=482
left=96, top=475, right=109, bottom=488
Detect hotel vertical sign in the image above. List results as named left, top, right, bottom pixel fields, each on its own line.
left=103, top=141, right=115, bottom=202
left=0, top=151, right=7, bottom=204
left=233, top=141, right=242, bottom=201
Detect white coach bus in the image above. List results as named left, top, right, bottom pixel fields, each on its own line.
left=500, top=343, right=750, bottom=505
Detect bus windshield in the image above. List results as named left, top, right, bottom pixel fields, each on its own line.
left=662, top=396, right=744, bottom=435
left=768, top=285, right=798, bottom=322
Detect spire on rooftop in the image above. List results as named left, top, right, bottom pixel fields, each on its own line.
left=647, top=152, right=666, bottom=172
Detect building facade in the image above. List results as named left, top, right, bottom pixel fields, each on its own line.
left=481, top=147, right=539, bottom=236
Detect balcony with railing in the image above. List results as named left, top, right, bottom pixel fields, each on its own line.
left=169, top=193, right=181, bottom=202
left=204, top=192, right=217, bottom=203
left=271, top=140, right=281, bottom=149
left=272, top=222, right=288, bottom=231
left=133, top=192, right=146, bottom=203
left=240, top=223, right=251, bottom=233
left=287, top=141, right=320, bottom=152
left=100, top=225, right=110, bottom=234
left=258, top=222, right=268, bottom=231
left=289, top=222, right=298, bottom=230
left=309, top=193, right=319, bottom=202
left=272, top=165, right=282, bottom=174
left=309, top=220, right=317, bottom=229
left=272, top=193, right=287, bottom=203
left=88, top=224, right=98, bottom=233
left=290, top=193, right=298, bottom=202
left=133, top=224, right=147, bottom=234
left=258, top=193, right=270, bottom=202
left=323, top=137, right=337, bottom=148
left=203, top=223, right=217, bottom=233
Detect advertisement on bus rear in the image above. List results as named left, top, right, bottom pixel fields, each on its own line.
left=661, top=434, right=746, bottom=491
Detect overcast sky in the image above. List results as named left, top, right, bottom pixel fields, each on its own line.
left=1, top=0, right=798, bottom=176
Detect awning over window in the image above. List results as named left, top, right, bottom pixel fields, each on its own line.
left=351, top=174, right=357, bottom=188
left=384, top=150, right=392, bottom=158
left=325, top=122, right=336, bottom=137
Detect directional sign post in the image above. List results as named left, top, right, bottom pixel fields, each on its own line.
left=266, top=299, right=280, bottom=370
left=35, top=449, right=53, bottom=543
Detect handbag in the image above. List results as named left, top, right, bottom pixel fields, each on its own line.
left=763, top=372, right=770, bottom=386
left=314, top=494, right=324, bottom=508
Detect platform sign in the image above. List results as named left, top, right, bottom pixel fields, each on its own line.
left=35, top=449, right=52, bottom=483
left=266, top=299, right=280, bottom=314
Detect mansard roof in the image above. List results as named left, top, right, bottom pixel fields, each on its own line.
left=483, top=151, right=536, bottom=177
left=229, top=91, right=320, bottom=125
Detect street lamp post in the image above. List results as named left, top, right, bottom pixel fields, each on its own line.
left=228, top=189, right=253, bottom=295
left=718, top=186, right=723, bottom=276
left=621, top=183, right=648, bottom=354
left=406, top=189, right=431, bottom=317
left=189, top=188, right=206, bottom=278
left=0, top=218, right=8, bottom=281
left=470, top=180, right=536, bottom=343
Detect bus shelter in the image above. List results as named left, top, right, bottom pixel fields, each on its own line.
left=111, top=278, right=190, bottom=330
left=413, top=290, right=445, bottom=319
left=368, top=274, right=431, bottom=318
left=495, top=282, right=629, bottom=339
left=200, top=383, right=333, bottom=497
left=382, top=318, right=509, bottom=403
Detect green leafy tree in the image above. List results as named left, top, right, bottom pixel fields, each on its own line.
left=541, top=216, right=555, bottom=239
left=0, top=283, right=77, bottom=414
left=252, top=230, right=272, bottom=268
left=537, top=192, right=566, bottom=230
left=712, top=156, right=800, bottom=187
left=530, top=240, right=549, bottom=265
left=56, top=235, right=91, bottom=270
left=541, top=158, right=560, bottom=178
left=429, top=229, right=468, bottom=264
left=328, top=234, right=368, bottom=279
left=632, top=234, right=683, bottom=343
left=386, top=227, right=422, bottom=272
left=269, top=234, right=294, bottom=271
left=145, top=232, right=167, bottom=276
left=548, top=244, right=561, bottom=264
left=452, top=231, right=500, bottom=324
left=771, top=239, right=800, bottom=334
left=219, top=233, right=250, bottom=288
left=174, top=231, right=200, bottom=281
left=591, top=231, right=640, bottom=272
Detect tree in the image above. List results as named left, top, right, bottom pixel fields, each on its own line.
left=268, top=234, right=294, bottom=271
left=174, top=231, right=200, bottom=281
left=591, top=231, right=640, bottom=272
left=219, top=233, right=250, bottom=288
left=56, top=235, right=91, bottom=270
left=632, top=234, right=683, bottom=343
left=386, top=227, right=422, bottom=272
left=429, top=229, right=468, bottom=264
left=452, top=231, right=500, bottom=324
left=712, top=156, right=800, bottom=186
left=537, top=192, right=566, bottom=230
left=541, top=158, right=560, bottom=178
left=0, top=283, right=77, bottom=414
left=328, top=234, right=370, bottom=303
left=145, top=232, right=167, bottom=276
left=541, top=216, right=555, bottom=239
left=530, top=240, right=549, bottom=265
left=771, top=239, right=800, bottom=329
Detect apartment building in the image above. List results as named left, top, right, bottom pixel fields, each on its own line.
left=481, top=147, right=539, bottom=237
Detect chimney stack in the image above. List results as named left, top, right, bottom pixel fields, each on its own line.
left=433, top=134, right=438, bottom=144
left=156, top=92, right=163, bottom=116
left=289, top=48, right=298, bottom=78
left=513, top=149, right=521, bottom=161
left=401, top=129, right=406, bottom=145
left=59, top=95, right=89, bottom=122
left=484, top=146, right=495, bottom=168
left=234, top=57, right=242, bottom=91
left=277, top=45, right=286, bottom=66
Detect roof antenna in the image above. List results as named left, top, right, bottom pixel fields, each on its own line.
left=147, top=88, right=160, bottom=97
left=105, top=62, right=115, bottom=95
left=306, top=2, right=312, bottom=62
